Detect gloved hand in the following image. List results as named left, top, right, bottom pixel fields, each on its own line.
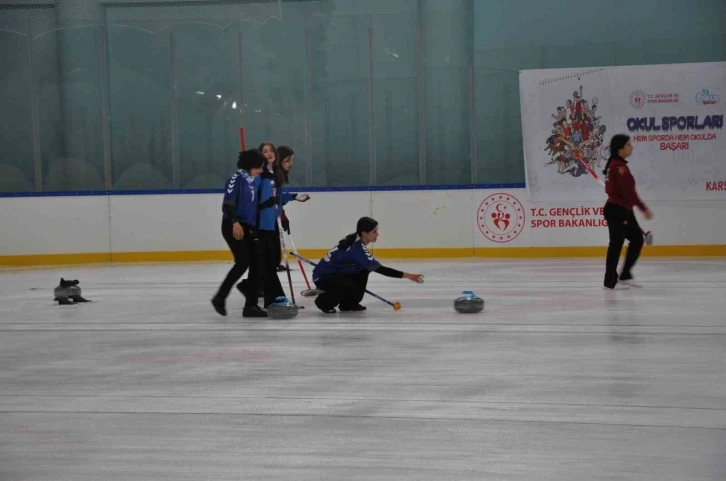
left=281, top=217, right=290, bottom=234
left=294, top=194, right=310, bottom=202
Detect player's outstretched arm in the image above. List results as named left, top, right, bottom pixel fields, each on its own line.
left=374, top=265, right=424, bottom=283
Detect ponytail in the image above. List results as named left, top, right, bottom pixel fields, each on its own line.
left=336, top=216, right=379, bottom=250
left=602, top=158, right=612, bottom=176
left=337, top=233, right=358, bottom=250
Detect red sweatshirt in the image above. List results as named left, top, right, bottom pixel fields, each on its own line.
left=604, top=157, right=647, bottom=211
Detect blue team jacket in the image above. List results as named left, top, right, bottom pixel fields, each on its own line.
left=257, top=169, right=295, bottom=231
left=221, top=169, right=258, bottom=226
left=312, top=238, right=381, bottom=282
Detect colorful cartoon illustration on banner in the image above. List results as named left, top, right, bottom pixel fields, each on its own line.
left=544, top=85, right=608, bottom=178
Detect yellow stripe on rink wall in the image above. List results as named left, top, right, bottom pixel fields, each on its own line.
left=0, top=253, right=112, bottom=267
left=1, top=245, right=725, bottom=267
left=375, top=246, right=726, bottom=258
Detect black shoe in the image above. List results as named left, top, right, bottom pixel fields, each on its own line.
left=211, top=297, right=226, bottom=316
left=243, top=305, right=268, bottom=318
left=315, top=298, right=336, bottom=314
left=339, top=304, right=366, bottom=312
left=277, top=265, right=288, bottom=272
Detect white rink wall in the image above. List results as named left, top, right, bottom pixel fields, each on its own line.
left=0, top=189, right=725, bottom=263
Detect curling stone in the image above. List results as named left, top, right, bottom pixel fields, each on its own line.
left=453, top=291, right=484, bottom=314
left=54, top=278, right=91, bottom=305
left=266, top=296, right=299, bottom=319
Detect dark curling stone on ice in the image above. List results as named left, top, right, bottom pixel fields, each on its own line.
left=54, top=278, right=91, bottom=305
left=454, top=291, right=484, bottom=314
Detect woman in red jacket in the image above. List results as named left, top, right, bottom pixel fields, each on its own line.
left=602, top=134, right=653, bottom=290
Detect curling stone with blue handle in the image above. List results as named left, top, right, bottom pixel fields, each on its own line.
left=453, top=290, right=484, bottom=314
left=266, top=296, right=299, bottom=319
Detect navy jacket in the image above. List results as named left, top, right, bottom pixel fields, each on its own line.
left=221, top=169, right=258, bottom=227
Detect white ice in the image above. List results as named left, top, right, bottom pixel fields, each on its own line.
left=1, top=258, right=725, bottom=480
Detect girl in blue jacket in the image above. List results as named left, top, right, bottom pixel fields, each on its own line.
left=211, top=149, right=267, bottom=318
left=254, top=142, right=299, bottom=307
left=274, top=145, right=310, bottom=271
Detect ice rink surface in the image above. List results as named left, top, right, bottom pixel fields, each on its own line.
left=1, top=258, right=725, bottom=480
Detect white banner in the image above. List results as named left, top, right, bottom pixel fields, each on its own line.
left=520, top=62, right=725, bottom=202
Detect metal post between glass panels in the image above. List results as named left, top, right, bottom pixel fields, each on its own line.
left=416, top=4, right=426, bottom=184
left=469, top=66, right=477, bottom=184
left=169, top=27, right=180, bottom=189
left=303, top=27, right=312, bottom=187
left=27, top=20, right=43, bottom=191
left=237, top=28, right=244, bottom=149
left=367, top=22, right=375, bottom=186
left=98, top=27, right=112, bottom=190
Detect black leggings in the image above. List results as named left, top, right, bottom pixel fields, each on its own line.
left=215, top=220, right=259, bottom=307
left=603, top=202, right=643, bottom=288
left=257, top=229, right=286, bottom=306
left=314, top=271, right=370, bottom=310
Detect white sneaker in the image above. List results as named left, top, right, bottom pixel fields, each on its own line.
left=644, top=231, right=653, bottom=246
left=604, top=284, right=630, bottom=290
left=619, top=279, right=642, bottom=288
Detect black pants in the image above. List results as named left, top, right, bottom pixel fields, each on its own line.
left=314, top=271, right=369, bottom=310
left=215, top=220, right=259, bottom=307
left=603, top=202, right=644, bottom=288
left=257, top=229, right=285, bottom=306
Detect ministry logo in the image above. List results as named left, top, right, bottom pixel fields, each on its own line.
left=477, top=193, right=525, bottom=244
left=629, top=90, right=646, bottom=109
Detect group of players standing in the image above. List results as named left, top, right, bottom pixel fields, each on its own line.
left=211, top=142, right=423, bottom=318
